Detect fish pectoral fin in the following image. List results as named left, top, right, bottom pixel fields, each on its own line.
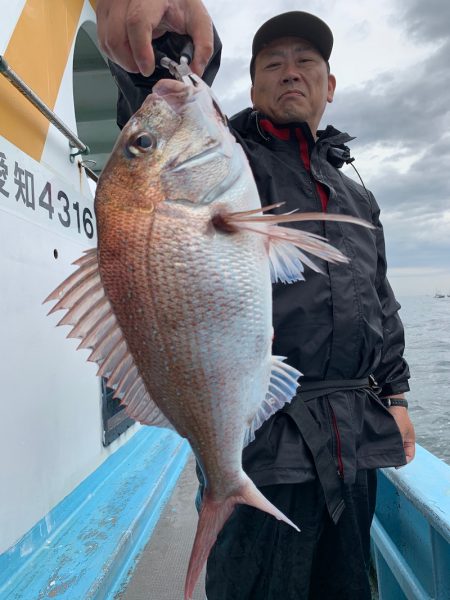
left=185, top=474, right=299, bottom=600
left=44, top=248, right=174, bottom=431
left=216, top=206, right=373, bottom=283
left=243, top=356, right=301, bottom=448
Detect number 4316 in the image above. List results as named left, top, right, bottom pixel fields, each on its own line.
left=39, top=182, right=95, bottom=239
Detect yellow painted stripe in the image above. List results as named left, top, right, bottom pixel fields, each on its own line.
left=0, top=0, right=85, bottom=161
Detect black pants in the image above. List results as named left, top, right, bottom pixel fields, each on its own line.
left=205, top=470, right=377, bottom=600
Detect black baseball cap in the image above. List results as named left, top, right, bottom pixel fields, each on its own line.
left=250, top=11, right=333, bottom=80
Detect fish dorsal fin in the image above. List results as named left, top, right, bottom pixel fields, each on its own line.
left=243, top=356, right=301, bottom=447
left=44, top=249, right=173, bottom=430
left=214, top=204, right=373, bottom=284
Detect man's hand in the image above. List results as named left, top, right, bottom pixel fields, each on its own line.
left=388, top=406, right=416, bottom=464
left=96, top=0, right=214, bottom=77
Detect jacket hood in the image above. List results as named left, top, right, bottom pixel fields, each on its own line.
left=230, top=108, right=354, bottom=145
left=229, top=109, right=355, bottom=168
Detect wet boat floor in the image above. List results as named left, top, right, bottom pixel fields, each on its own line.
left=117, top=454, right=206, bottom=600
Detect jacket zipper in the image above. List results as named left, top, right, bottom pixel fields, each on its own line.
left=294, top=128, right=328, bottom=213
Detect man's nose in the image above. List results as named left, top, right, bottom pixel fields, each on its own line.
left=282, top=69, right=300, bottom=83
left=281, top=66, right=301, bottom=84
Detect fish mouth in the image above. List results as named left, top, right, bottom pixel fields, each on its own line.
left=153, top=79, right=187, bottom=96
left=153, top=78, right=196, bottom=114
left=155, top=76, right=239, bottom=203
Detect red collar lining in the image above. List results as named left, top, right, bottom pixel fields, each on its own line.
left=260, top=119, right=290, bottom=141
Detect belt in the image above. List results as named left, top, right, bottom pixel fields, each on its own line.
left=284, top=378, right=372, bottom=523
left=296, top=377, right=371, bottom=401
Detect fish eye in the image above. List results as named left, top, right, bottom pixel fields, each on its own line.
left=126, top=131, right=157, bottom=157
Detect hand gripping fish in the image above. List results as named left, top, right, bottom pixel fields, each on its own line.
left=45, top=75, right=372, bottom=599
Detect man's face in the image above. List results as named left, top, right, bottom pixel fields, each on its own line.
left=251, top=37, right=336, bottom=133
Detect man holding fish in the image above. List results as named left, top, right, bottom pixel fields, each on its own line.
left=95, top=1, right=415, bottom=598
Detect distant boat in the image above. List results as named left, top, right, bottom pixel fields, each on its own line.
left=434, top=291, right=445, bottom=298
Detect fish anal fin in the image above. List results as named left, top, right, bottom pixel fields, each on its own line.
left=243, top=356, right=301, bottom=448
left=184, top=474, right=299, bottom=600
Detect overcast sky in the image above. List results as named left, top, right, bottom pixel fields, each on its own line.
left=204, top=0, right=450, bottom=297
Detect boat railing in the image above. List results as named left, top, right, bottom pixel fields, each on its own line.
left=372, top=444, right=450, bottom=599
left=0, top=54, right=98, bottom=182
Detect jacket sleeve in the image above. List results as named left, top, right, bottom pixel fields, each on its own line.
left=370, top=192, right=411, bottom=397
left=108, top=27, right=222, bottom=129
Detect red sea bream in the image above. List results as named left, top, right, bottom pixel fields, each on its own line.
left=45, top=75, right=370, bottom=599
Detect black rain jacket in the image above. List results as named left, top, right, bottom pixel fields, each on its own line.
left=228, top=110, right=409, bottom=506
left=230, top=109, right=409, bottom=396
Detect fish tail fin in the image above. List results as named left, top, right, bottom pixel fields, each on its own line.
left=184, top=475, right=299, bottom=600
left=184, top=492, right=235, bottom=600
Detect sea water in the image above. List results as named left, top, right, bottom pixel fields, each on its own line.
left=398, top=295, right=450, bottom=464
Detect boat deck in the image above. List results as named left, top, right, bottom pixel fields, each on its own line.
left=1, top=431, right=447, bottom=600
left=116, top=455, right=206, bottom=600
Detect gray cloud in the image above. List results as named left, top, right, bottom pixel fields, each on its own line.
left=323, top=30, right=450, bottom=263
left=344, top=129, right=450, bottom=269
left=211, top=57, right=252, bottom=117
left=384, top=222, right=450, bottom=270
left=325, top=38, right=450, bottom=149
left=393, top=0, right=450, bottom=43
left=374, top=135, right=450, bottom=212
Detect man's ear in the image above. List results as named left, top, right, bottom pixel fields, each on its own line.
left=327, top=74, right=336, bottom=103
left=250, top=86, right=254, bottom=105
